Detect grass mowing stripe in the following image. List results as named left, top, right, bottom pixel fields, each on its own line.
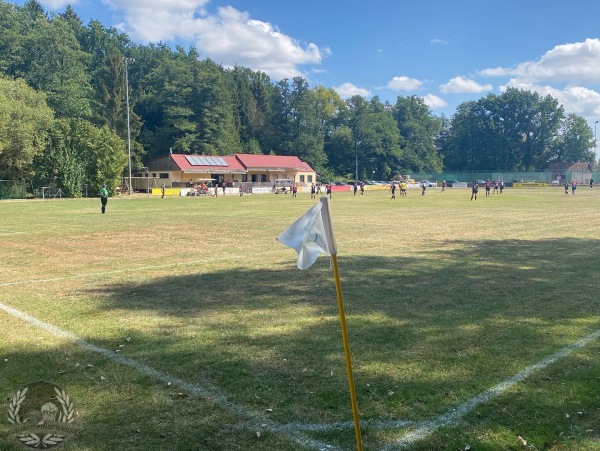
left=383, top=327, right=600, bottom=450
left=0, top=236, right=372, bottom=288
left=0, top=300, right=340, bottom=451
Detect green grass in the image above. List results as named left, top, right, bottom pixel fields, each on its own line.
left=1, top=187, right=599, bottom=450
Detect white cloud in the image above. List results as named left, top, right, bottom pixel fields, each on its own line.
left=480, top=38, right=600, bottom=123
left=440, top=76, right=492, bottom=94
left=480, top=38, right=600, bottom=85
left=430, top=38, right=448, bottom=46
left=333, top=83, right=372, bottom=98
left=42, top=0, right=75, bottom=7
left=502, top=80, right=600, bottom=118
left=422, top=94, right=447, bottom=109
left=387, top=76, right=423, bottom=91
left=100, top=0, right=327, bottom=81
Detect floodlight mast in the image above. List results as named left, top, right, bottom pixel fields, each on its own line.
left=124, top=57, right=135, bottom=195
left=595, top=120, right=598, bottom=161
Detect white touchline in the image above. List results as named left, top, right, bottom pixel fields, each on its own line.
left=0, top=301, right=339, bottom=451
left=382, top=327, right=600, bottom=450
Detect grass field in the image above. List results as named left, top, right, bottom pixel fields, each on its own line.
left=1, top=186, right=599, bottom=450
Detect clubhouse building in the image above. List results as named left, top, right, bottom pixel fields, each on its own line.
left=135, top=153, right=316, bottom=190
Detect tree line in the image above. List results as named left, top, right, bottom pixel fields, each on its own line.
left=0, top=0, right=595, bottom=196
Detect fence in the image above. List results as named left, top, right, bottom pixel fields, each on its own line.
left=0, top=180, right=26, bottom=200
left=410, top=171, right=600, bottom=185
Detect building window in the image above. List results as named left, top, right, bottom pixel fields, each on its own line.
left=152, top=173, right=157, bottom=178
left=159, top=173, right=169, bottom=179
left=242, top=174, right=247, bottom=182
left=261, top=174, right=267, bottom=182
left=308, top=175, right=313, bottom=183
left=299, top=175, right=305, bottom=183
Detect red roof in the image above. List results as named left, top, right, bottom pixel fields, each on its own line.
left=168, top=153, right=314, bottom=172
left=170, top=154, right=246, bottom=172
left=234, top=154, right=314, bottom=171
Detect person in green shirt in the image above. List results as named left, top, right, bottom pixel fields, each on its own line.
left=100, top=184, right=109, bottom=214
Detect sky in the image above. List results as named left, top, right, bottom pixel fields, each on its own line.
left=10, top=0, right=600, bottom=137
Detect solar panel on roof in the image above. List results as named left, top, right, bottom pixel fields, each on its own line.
left=185, top=155, right=229, bottom=166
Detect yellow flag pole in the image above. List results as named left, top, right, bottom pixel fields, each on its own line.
left=320, top=197, right=364, bottom=451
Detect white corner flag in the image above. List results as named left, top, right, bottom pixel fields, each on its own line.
left=277, top=197, right=334, bottom=270
left=276, top=196, right=363, bottom=450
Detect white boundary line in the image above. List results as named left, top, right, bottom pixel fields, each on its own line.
left=3, top=297, right=599, bottom=450
left=0, top=230, right=25, bottom=235
left=382, top=327, right=600, bottom=450
left=0, top=301, right=339, bottom=451
left=3, top=259, right=600, bottom=448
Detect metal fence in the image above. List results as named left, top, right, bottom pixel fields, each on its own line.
left=0, top=180, right=26, bottom=200
left=410, top=171, right=600, bottom=185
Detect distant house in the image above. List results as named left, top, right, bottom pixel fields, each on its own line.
left=548, top=162, right=593, bottom=183
left=138, top=153, right=316, bottom=188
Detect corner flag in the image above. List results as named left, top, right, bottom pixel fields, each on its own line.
left=276, top=196, right=363, bottom=450
left=276, top=199, right=333, bottom=269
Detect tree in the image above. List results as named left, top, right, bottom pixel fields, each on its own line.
left=342, top=96, right=400, bottom=180
left=552, top=113, right=595, bottom=164
left=442, top=88, right=566, bottom=171
left=41, top=119, right=86, bottom=196
left=194, top=59, right=241, bottom=155
left=393, top=96, right=443, bottom=172
left=37, top=118, right=127, bottom=195
left=22, top=14, right=93, bottom=118
left=0, top=77, right=54, bottom=180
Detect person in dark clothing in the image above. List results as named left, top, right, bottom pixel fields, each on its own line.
left=100, top=184, right=109, bottom=213
left=471, top=181, right=478, bottom=201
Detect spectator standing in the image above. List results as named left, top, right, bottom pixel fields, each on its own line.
left=564, top=181, right=569, bottom=195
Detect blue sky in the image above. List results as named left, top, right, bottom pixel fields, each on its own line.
left=10, top=0, right=600, bottom=130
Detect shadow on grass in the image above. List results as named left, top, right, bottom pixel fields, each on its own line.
left=31, top=237, right=600, bottom=449
left=0, top=344, right=312, bottom=451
